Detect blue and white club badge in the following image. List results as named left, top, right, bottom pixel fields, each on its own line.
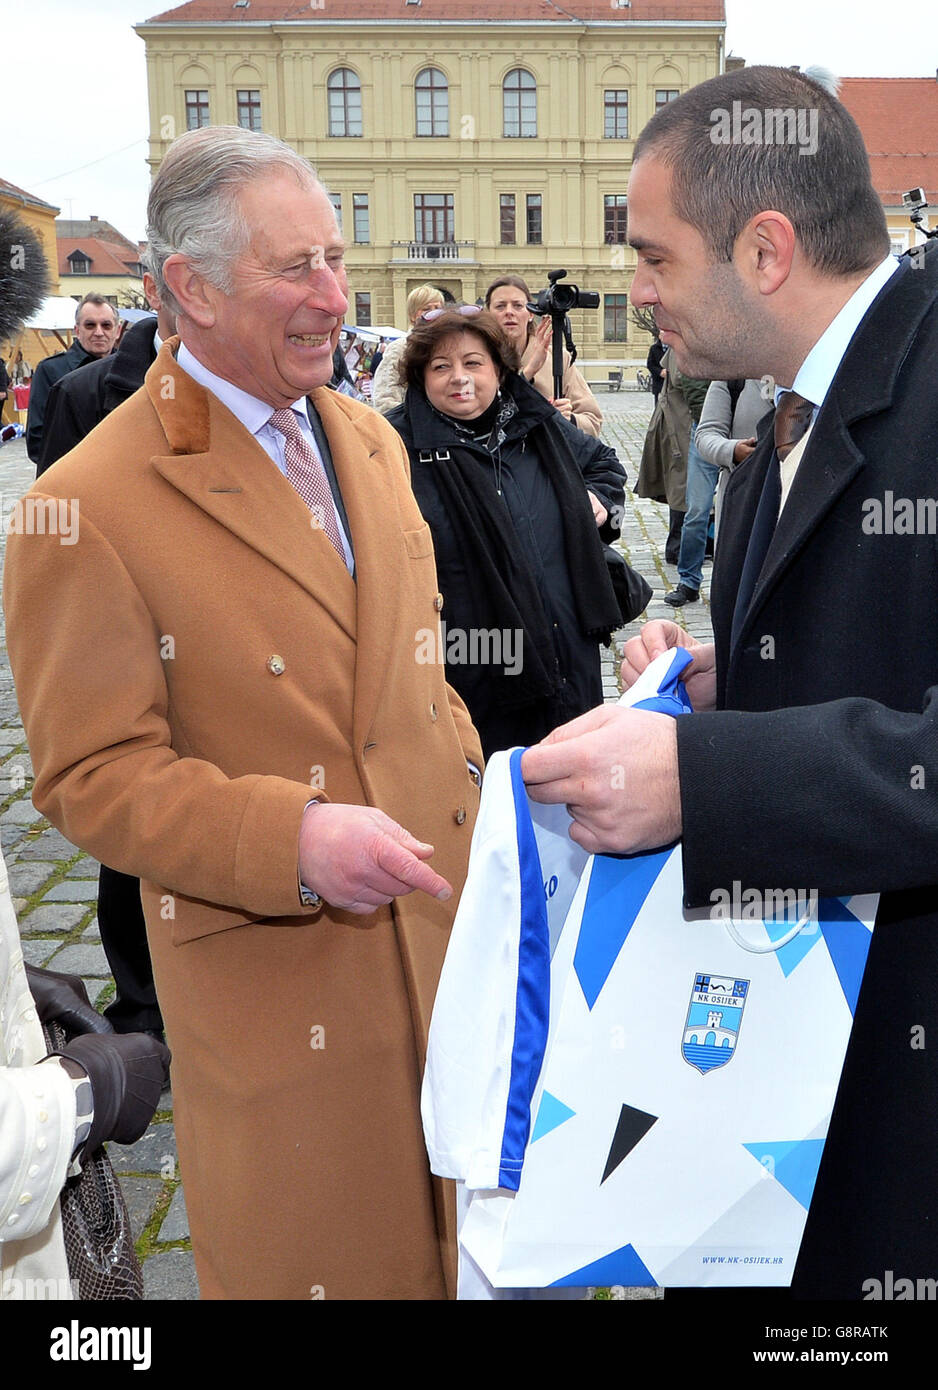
left=682, top=973, right=750, bottom=1075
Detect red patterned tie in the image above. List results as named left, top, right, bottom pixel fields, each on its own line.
left=268, top=408, right=345, bottom=559
left=774, top=391, right=814, bottom=462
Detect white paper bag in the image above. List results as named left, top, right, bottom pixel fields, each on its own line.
left=424, top=650, right=878, bottom=1291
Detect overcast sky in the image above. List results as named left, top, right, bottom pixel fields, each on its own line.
left=6, top=0, right=936, bottom=245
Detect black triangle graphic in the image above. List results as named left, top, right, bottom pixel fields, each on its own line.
left=601, top=1103, right=658, bottom=1184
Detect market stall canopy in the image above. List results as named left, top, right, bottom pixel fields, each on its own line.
left=342, top=323, right=405, bottom=342
left=23, top=296, right=84, bottom=331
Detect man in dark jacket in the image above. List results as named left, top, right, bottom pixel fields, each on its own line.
left=33, top=276, right=174, bottom=1046
left=26, top=295, right=120, bottom=463
left=523, top=65, right=938, bottom=1301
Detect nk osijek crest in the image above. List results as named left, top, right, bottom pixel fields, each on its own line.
left=682, top=973, right=750, bottom=1074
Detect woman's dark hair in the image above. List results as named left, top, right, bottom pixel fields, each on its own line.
left=483, top=274, right=532, bottom=308
left=401, top=310, right=521, bottom=392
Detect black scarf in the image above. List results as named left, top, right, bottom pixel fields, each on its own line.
left=402, top=378, right=621, bottom=712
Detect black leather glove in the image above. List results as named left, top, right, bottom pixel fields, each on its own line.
left=54, top=1032, right=171, bottom=1154
left=25, top=963, right=114, bottom=1036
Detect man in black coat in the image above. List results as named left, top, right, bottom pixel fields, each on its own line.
left=34, top=279, right=174, bottom=1047
left=38, top=314, right=160, bottom=476
left=26, top=294, right=120, bottom=463
left=522, top=65, right=938, bottom=1300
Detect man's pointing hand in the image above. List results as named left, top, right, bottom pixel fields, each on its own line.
left=299, top=803, right=453, bottom=914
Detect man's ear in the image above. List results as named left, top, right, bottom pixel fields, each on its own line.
left=161, top=254, right=218, bottom=328
left=736, top=211, right=797, bottom=296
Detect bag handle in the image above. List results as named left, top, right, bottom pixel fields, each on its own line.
left=721, top=900, right=816, bottom=954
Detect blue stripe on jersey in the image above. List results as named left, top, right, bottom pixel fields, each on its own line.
left=497, top=748, right=552, bottom=1191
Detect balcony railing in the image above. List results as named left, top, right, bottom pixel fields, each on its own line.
left=391, top=240, right=475, bottom=261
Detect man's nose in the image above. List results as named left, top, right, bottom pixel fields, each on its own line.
left=630, top=266, right=657, bottom=308
left=309, top=266, right=348, bottom=319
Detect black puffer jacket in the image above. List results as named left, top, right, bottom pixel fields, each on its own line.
left=386, top=373, right=625, bottom=757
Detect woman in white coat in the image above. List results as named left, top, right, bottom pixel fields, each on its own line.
left=0, top=852, right=168, bottom=1299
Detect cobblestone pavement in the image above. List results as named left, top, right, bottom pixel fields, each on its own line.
left=0, top=389, right=711, bottom=1300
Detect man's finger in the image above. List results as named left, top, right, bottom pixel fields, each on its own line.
left=374, top=833, right=452, bottom=900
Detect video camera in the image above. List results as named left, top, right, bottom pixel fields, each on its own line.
left=527, top=269, right=600, bottom=399
left=903, top=188, right=936, bottom=241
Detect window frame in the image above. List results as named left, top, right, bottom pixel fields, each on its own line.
left=415, top=67, right=449, bottom=137
left=503, top=69, right=537, bottom=139
left=328, top=68, right=363, bottom=138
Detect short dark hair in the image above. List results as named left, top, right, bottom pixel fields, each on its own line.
left=484, top=275, right=532, bottom=307
left=401, top=310, right=521, bottom=392
left=75, top=293, right=118, bottom=326
left=633, top=66, right=889, bottom=276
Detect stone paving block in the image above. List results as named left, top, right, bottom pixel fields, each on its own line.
left=108, top=1123, right=177, bottom=1177
left=66, top=857, right=100, bottom=877
left=143, top=1248, right=199, bottom=1301
left=46, top=942, right=111, bottom=976
left=43, top=879, right=100, bottom=902
left=15, top=829, right=80, bottom=860
left=83, top=979, right=111, bottom=1009
left=158, top=1186, right=190, bottom=1242
left=18, top=938, right=60, bottom=967
left=115, top=1175, right=163, bottom=1243
left=1, top=823, right=27, bottom=852
left=6, top=860, right=56, bottom=898
left=19, top=903, right=88, bottom=935
left=81, top=919, right=101, bottom=941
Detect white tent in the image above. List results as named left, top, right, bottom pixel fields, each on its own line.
left=342, top=323, right=405, bottom=342
left=23, top=295, right=81, bottom=331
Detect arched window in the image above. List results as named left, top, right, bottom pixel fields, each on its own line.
left=328, top=69, right=362, bottom=137
left=415, top=68, right=449, bottom=137
left=503, top=69, right=536, bottom=138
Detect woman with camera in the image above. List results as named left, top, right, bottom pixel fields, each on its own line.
left=484, top=275, right=603, bottom=437
left=385, top=308, right=624, bottom=758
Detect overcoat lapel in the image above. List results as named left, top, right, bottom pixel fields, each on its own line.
left=729, top=400, right=867, bottom=663
left=726, top=252, right=931, bottom=670
left=311, top=388, right=408, bottom=757
left=144, top=344, right=356, bottom=640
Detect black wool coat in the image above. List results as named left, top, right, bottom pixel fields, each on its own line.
left=386, top=376, right=625, bottom=757
left=678, top=241, right=938, bottom=1298
left=37, top=318, right=159, bottom=474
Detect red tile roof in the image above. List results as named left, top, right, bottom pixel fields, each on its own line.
left=58, top=237, right=142, bottom=277
left=839, top=78, right=938, bottom=204
left=143, top=1, right=724, bottom=25
left=0, top=176, right=59, bottom=213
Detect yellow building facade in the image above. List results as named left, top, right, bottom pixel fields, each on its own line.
left=0, top=177, right=62, bottom=379
left=137, top=0, right=725, bottom=365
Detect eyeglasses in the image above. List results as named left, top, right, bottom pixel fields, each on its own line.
left=421, top=305, right=483, bottom=323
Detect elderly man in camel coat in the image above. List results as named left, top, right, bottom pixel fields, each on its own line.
left=3, top=126, right=482, bottom=1300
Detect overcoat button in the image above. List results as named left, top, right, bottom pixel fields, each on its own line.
left=267, top=655, right=286, bottom=676
left=454, top=805, right=467, bottom=825
left=433, top=593, right=444, bottom=612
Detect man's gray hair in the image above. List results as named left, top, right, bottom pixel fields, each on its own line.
left=74, top=293, right=118, bottom=326
left=146, top=125, right=323, bottom=315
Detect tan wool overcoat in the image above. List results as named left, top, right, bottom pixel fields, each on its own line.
left=3, top=341, right=483, bottom=1300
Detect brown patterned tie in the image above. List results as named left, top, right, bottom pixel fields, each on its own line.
left=774, top=390, right=814, bottom=462
left=269, top=408, right=345, bottom=559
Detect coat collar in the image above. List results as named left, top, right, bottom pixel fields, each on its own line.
left=726, top=245, right=938, bottom=662
left=143, top=338, right=357, bottom=638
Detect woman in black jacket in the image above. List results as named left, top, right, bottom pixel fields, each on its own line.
left=385, top=308, right=625, bottom=759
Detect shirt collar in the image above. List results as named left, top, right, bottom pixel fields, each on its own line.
left=777, top=254, right=901, bottom=412
left=176, top=342, right=308, bottom=435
